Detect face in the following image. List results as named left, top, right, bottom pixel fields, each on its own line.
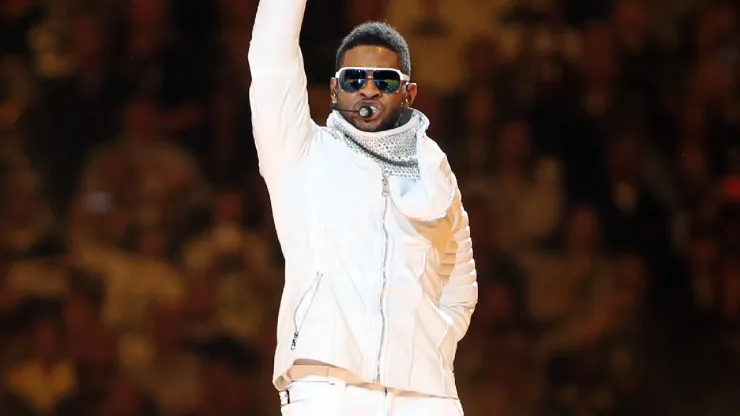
left=330, top=45, right=417, bottom=132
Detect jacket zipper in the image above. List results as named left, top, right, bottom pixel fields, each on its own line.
left=375, top=172, right=390, bottom=382
left=290, top=271, right=323, bottom=350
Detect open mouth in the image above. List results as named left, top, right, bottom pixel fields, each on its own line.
left=358, top=111, right=380, bottom=121
left=357, top=102, right=382, bottom=121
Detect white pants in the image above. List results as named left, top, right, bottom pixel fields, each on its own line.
left=279, top=376, right=464, bottom=416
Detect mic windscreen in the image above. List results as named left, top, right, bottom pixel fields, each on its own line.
left=359, top=106, right=374, bottom=118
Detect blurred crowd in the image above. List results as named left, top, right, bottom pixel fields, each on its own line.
left=1, top=0, right=740, bottom=415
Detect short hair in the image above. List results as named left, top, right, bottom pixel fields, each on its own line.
left=335, top=22, right=411, bottom=76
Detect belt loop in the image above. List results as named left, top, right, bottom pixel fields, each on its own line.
left=328, top=368, right=348, bottom=389
left=279, top=389, right=291, bottom=406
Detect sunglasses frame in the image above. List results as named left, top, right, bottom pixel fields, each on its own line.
left=334, top=67, right=411, bottom=93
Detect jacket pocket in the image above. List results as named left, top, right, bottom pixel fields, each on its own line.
left=290, top=272, right=324, bottom=350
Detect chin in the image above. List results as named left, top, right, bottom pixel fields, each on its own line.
left=352, top=120, right=382, bottom=132
left=351, top=116, right=397, bottom=133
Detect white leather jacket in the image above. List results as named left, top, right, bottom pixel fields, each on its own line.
left=249, top=0, right=478, bottom=399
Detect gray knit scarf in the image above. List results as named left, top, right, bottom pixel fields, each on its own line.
left=326, top=111, right=421, bottom=179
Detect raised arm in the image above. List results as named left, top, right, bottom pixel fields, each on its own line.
left=248, top=0, right=312, bottom=185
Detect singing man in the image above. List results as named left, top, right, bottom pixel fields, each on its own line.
left=248, top=0, right=478, bottom=414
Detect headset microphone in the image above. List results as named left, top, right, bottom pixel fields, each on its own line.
left=330, top=103, right=377, bottom=118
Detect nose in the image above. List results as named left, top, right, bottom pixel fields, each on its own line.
left=359, top=79, right=381, bottom=99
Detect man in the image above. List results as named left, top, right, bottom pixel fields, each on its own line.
left=248, top=0, right=477, bottom=414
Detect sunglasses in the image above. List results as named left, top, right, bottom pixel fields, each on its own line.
left=335, top=67, right=410, bottom=94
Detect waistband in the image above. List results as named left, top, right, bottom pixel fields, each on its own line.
left=282, top=364, right=435, bottom=398
left=284, top=364, right=369, bottom=387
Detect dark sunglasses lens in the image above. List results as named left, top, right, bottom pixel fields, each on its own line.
left=339, top=69, right=367, bottom=92
left=372, top=70, right=402, bottom=93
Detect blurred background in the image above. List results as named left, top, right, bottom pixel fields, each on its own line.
left=0, top=0, right=740, bottom=414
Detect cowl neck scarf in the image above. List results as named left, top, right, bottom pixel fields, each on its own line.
left=327, top=110, right=421, bottom=178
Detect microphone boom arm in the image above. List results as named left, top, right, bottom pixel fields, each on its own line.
left=330, top=104, right=377, bottom=118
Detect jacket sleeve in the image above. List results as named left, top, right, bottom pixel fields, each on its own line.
left=248, top=0, right=312, bottom=185
left=438, top=184, right=478, bottom=342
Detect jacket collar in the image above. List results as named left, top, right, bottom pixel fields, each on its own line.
left=326, top=109, right=455, bottom=220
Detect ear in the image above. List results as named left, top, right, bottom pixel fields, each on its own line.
left=329, top=78, right=338, bottom=103
left=403, top=82, right=418, bottom=107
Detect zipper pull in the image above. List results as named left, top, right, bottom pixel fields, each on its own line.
left=381, top=174, right=389, bottom=196
left=290, top=332, right=299, bottom=350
